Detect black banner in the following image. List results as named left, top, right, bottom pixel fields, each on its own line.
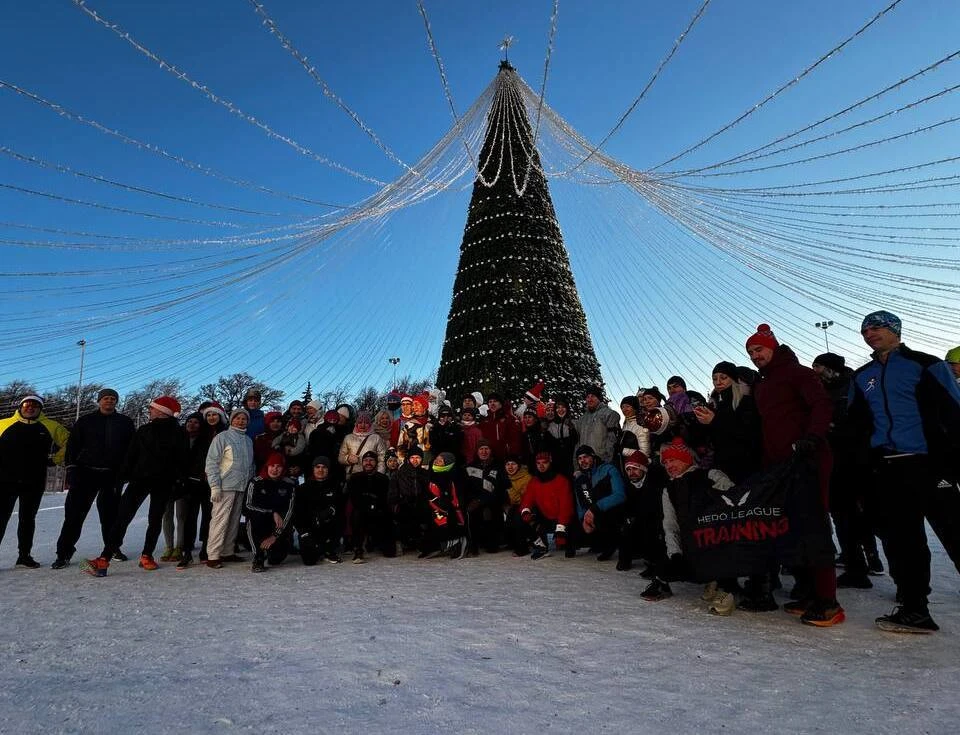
left=683, top=459, right=834, bottom=582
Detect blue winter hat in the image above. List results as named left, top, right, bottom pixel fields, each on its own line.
left=861, top=310, right=902, bottom=337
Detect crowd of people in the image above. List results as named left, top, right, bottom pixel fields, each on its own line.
left=1, top=310, right=958, bottom=635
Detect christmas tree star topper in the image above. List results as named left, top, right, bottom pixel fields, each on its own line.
left=499, top=35, right=515, bottom=61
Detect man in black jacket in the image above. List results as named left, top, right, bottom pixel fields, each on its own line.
left=52, top=389, right=135, bottom=569
left=81, top=396, right=187, bottom=577
left=346, top=451, right=392, bottom=563
left=295, top=456, right=342, bottom=565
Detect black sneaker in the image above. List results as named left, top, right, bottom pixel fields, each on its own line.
left=596, top=549, right=615, bottom=562
left=176, top=554, right=192, bottom=571
left=352, top=550, right=366, bottom=565
left=16, top=555, right=40, bottom=569
left=50, top=557, right=69, bottom=570
left=251, top=557, right=265, bottom=573
left=876, top=606, right=939, bottom=634
left=325, top=552, right=342, bottom=564
left=112, top=551, right=129, bottom=562
left=640, top=579, right=673, bottom=601
left=866, top=552, right=885, bottom=576
left=837, top=571, right=873, bottom=589
left=530, top=538, right=550, bottom=560
left=616, top=557, right=632, bottom=571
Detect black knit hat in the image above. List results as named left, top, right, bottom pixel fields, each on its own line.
left=620, top=395, right=641, bottom=415
left=813, top=353, right=846, bottom=373
left=667, top=376, right=687, bottom=390
left=712, top=361, right=738, bottom=379
left=584, top=384, right=604, bottom=400
left=575, top=445, right=595, bottom=458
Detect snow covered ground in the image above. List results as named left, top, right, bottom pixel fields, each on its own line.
left=2, top=492, right=957, bottom=734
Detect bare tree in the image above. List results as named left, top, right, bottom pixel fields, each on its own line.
left=39, top=383, right=105, bottom=429
left=193, top=373, right=284, bottom=413
left=353, top=386, right=382, bottom=415
left=319, top=384, right=351, bottom=410
left=0, top=379, right=38, bottom=416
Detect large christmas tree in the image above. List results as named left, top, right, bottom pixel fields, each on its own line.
left=437, top=61, right=603, bottom=405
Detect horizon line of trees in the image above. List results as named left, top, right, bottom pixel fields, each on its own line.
left=0, top=373, right=434, bottom=429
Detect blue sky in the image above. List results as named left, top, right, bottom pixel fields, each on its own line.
left=2, top=0, right=959, bottom=407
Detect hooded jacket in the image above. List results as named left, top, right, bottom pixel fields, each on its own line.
left=752, top=345, right=833, bottom=465
left=0, top=409, right=69, bottom=484
left=205, top=426, right=255, bottom=493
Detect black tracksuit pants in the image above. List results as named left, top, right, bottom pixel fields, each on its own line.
left=867, top=455, right=946, bottom=610
left=55, top=467, right=120, bottom=560
left=100, top=479, right=172, bottom=559
left=0, top=480, right=45, bottom=557
left=248, top=513, right=290, bottom=565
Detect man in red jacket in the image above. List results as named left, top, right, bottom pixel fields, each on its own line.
left=516, top=451, right=575, bottom=559
left=746, top=323, right=844, bottom=627
left=480, top=393, right=521, bottom=462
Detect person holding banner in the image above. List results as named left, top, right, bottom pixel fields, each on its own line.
left=746, top=324, right=844, bottom=627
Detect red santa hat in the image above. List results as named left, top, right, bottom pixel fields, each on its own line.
left=150, top=396, right=181, bottom=418
left=525, top=380, right=545, bottom=403
left=746, top=323, right=780, bottom=352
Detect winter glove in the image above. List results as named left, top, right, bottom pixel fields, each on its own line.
left=554, top=524, right=567, bottom=549
left=792, top=435, right=820, bottom=457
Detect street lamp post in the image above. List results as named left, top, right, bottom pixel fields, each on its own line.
left=388, top=357, right=400, bottom=390
left=75, top=338, right=87, bottom=422
left=814, top=320, right=834, bottom=352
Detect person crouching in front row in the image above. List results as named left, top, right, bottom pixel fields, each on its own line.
left=245, top=452, right=296, bottom=573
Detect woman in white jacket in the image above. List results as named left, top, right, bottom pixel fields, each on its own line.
left=204, top=408, right=255, bottom=568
